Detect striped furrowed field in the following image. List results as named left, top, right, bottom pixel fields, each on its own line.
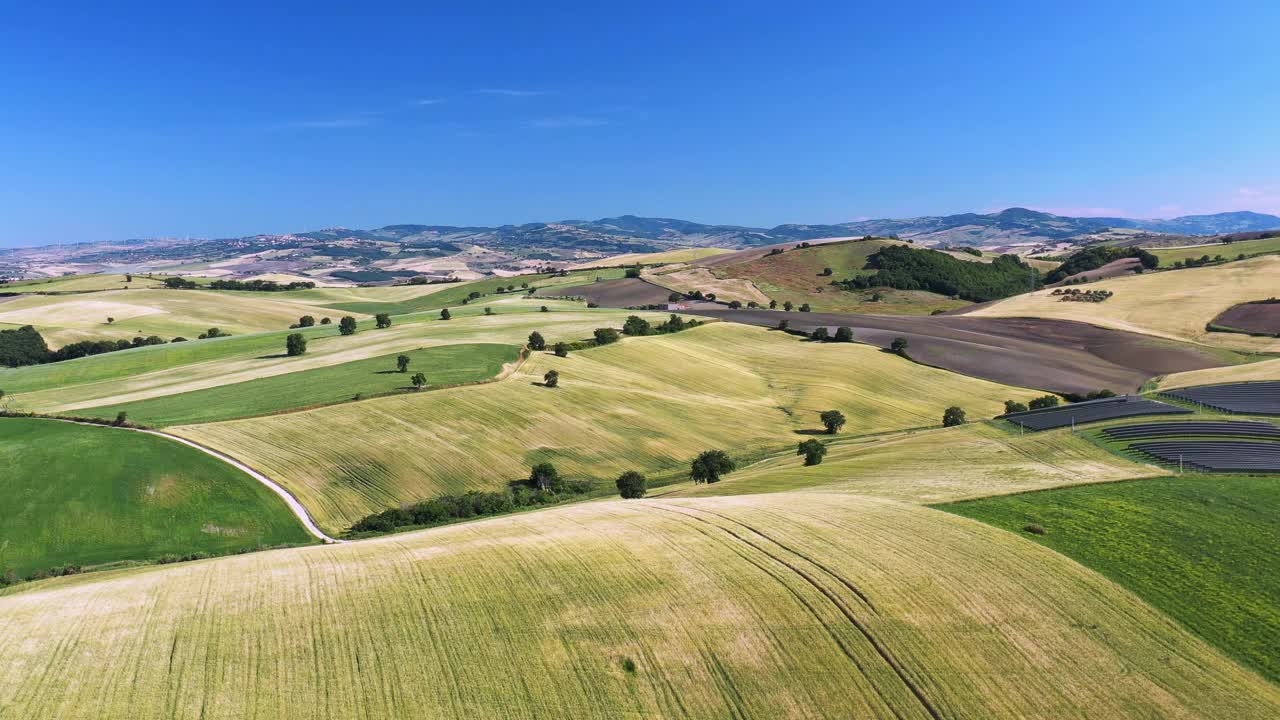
left=1, top=492, right=1275, bottom=719
left=968, top=255, right=1280, bottom=352
left=2, top=305, right=656, bottom=413
left=664, top=422, right=1163, bottom=501
left=172, top=322, right=1042, bottom=533
left=572, top=247, right=733, bottom=268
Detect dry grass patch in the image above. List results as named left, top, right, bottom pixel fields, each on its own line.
left=0, top=492, right=1274, bottom=719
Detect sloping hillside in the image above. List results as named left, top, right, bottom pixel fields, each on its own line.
left=1, top=492, right=1275, bottom=719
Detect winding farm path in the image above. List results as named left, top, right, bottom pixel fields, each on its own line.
left=30, top=417, right=342, bottom=544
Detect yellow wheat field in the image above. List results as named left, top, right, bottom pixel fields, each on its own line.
left=172, top=322, right=1041, bottom=532
left=0, top=492, right=1274, bottom=719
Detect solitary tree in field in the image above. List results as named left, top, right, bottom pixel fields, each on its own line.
left=1004, top=400, right=1028, bottom=414
left=529, top=462, right=562, bottom=492
left=484, top=307, right=495, bottom=316
left=942, top=406, right=967, bottom=427
left=411, top=372, right=427, bottom=390
left=890, top=336, right=909, bottom=356
left=810, top=327, right=829, bottom=341
left=669, top=292, right=682, bottom=302
left=440, top=308, right=452, bottom=320
left=553, top=342, right=569, bottom=357
left=113, top=411, right=128, bottom=427
left=285, top=333, right=307, bottom=357
left=625, top=267, right=642, bottom=278
left=728, top=300, right=742, bottom=309
left=528, top=331, right=546, bottom=351
left=125, top=274, right=132, bottom=282
left=543, top=369, right=559, bottom=388
left=821, top=267, right=833, bottom=276
left=768, top=299, right=778, bottom=309
left=375, top=313, right=392, bottom=329
left=797, top=439, right=827, bottom=466
left=819, top=410, right=846, bottom=435
left=338, top=316, right=358, bottom=336
left=783, top=301, right=794, bottom=312
left=776, top=319, right=789, bottom=331
left=616, top=470, right=647, bottom=499
left=690, top=450, right=735, bottom=484
left=298, top=315, right=316, bottom=328
left=320, top=317, right=332, bottom=325
left=540, top=305, right=549, bottom=312
left=106, top=317, right=115, bottom=324
left=834, top=326, right=854, bottom=342
left=593, top=328, right=620, bottom=345
left=799, top=303, right=811, bottom=312
left=396, top=354, right=411, bottom=373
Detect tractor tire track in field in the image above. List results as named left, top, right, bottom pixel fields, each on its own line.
left=649, top=502, right=944, bottom=720
left=24, top=417, right=341, bottom=544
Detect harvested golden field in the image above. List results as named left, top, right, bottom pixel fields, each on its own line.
left=0, top=288, right=358, bottom=347
left=666, top=422, right=1162, bottom=501
left=1156, top=356, right=1280, bottom=389
left=644, top=266, right=772, bottom=305
left=968, top=255, right=1280, bottom=352
left=172, top=322, right=1040, bottom=532
left=1, top=492, right=1274, bottom=719
left=572, top=247, right=734, bottom=268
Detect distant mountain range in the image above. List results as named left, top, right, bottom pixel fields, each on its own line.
left=3, top=208, right=1278, bottom=282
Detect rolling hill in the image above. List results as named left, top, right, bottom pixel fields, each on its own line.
left=2, top=491, right=1275, bottom=719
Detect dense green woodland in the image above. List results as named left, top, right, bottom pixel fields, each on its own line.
left=0, top=324, right=169, bottom=367
left=1045, top=246, right=1158, bottom=283
left=835, top=245, right=1040, bottom=302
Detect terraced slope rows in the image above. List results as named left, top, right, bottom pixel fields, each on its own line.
left=172, top=322, right=1040, bottom=532
left=0, top=418, right=312, bottom=577
left=2, top=493, right=1275, bottom=719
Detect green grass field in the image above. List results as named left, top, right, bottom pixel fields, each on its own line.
left=938, top=473, right=1280, bottom=683
left=716, top=239, right=971, bottom=314
left=1152, top=235, right=1280, bottom=265
left=172, top=322, right=1042, bottom=533
left=75, top=343, right=520, bottom=426
left=318, top=268, right=629, bottom=315
left=0, top=418, right=311, bottom=577
left=1, top=491, right=1275, bottom=719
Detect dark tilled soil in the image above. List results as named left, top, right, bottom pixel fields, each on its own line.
left=548, top=278, right=676, bottom=307
left=685, top=308, right=1232, bottom=395
left=1211, top=302, right=1280, bottom=336
left=1051, top=257, right=1140, bottom=286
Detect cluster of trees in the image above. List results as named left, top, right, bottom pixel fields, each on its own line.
left=620, top=314, right=702, bottom=337
left=808, top=326, right=854, bottom=342
left=207, top=279, right=316, bottom=291
left=833, top=245, right=1040, bottom=302
left=197, top=327, right=230, bottom=339
left=1170, top=254, right=1228, bottom=269
left=1045, top=247, right=1158, bottom=283
left=348, top=462, right=596, bottom=535
left=0, top=325, right=177, bottom=367
left=289, top=315, right=333, bottom=329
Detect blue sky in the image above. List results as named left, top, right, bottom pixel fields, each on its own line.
left=2, top=1, right=1278, bottom=246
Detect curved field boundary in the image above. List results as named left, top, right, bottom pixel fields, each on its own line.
left=29, top=417, right=341, bottom=544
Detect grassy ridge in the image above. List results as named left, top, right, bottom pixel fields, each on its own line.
left=173, top=322, right=1042, bottom=533
left=1152, top=235, right=1280, bottom=265
left=938, top=473, right=1280, bottom=682
left=1, top=492, right=1275, bottom=719
left=718, top=239, right=970, bottom=314
left=76, top=343, right=520, bottom=426
left=321, top=268, right=629, bottom=315
left=0, top=418, right=311, bottom=577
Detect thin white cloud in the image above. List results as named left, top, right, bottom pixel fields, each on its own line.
left=531, top=115, right=607, bottom=129
left=414, top=98, right=445, bottom=106
left=475, top=88, right=546, bottom=97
